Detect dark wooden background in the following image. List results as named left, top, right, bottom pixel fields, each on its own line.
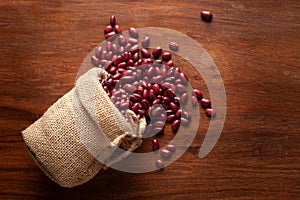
left=0, top=0, right=299, bottom=199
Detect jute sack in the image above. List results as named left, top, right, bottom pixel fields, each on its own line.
left=22, top=68, right=146, bottom=188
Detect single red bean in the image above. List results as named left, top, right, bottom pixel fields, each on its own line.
left=104, top=25, right=113, bottom=34
left=130, top=44, right=139, bottom=54
left=129, top=27, right=139, bottom=38
left=174, top=67, right=181, bottom=73
left=152, top=84, right=160, bottom=94
left=205, top=108, right=216, bottom=117
left=161, top=149, right=171, bottom=158
left=95, top=46, right=102, bottom=59
left=192, top=96, right=198, bottom=107
left=155, top=59, right=163, bottom=64
left=143, top=89, right=149, bottom=99
left=171, top=119, right=180, bottom=133
left=123, top=84, right=137, bottom=93
left=165, top=60, right=174, bottom=67
left=176, top=84, right=186, bottom=94
left=201, top=10, right=213, bottom=22
left=181, top=93, right=188, bottom=105
left=169, top=42, right=179, bottom=51
left=110, top=15, right=116, bottom=27
left=153, top=99, right=161, bottom=104
left=118, top=35, right=127, bottom=46
left=124, top=43, right=131, bottom=52
left=113, top=55, right=123, bottom=66
left=141, top=36, right=150, bottom=48
left=170, top=102, right=179, bottom=112
left=91, top=56, right=100, bottom=66
left=166, top=114, right=175, bottom=123
left=162, top=52, right=172, bottom=61
left=105, top=32, right=116, bottom=40
left=112, top=44, right=119, bottom=55
left=181, top=118, right=190, bottom=126
left=200, top=98, right=211, bottom=108
left=166, top=144, right=176, bottom=152
left=133, top=93, right=143, bottom=101
left=152, top=139, right=160, bottom=151
left=156, top=159, right=164, bottom=168
left=128, top=38, right=139, bottom=45
left=154, top=121, right=165, bottom=128
left=179, top=72, right=189, bottom=84
left=151, top=75, right=163, bottom=83
left=175, top=109, right=182, bottom=119
left=119, top=46, right=125, bottom=54
left=166, top=109, right=174, bottom=116
left=132, top=103, right=140, bottom=113
left=183, top=111, right=191, bottom=120
left=120, top=102, right=129, bottom=109
left=114, top=25, right=122, bottom=34
left=117, top=62, right=127, bottom=69
left=141, top=48, right=151, bottom=58
left=166, top=89, right=175, bottom=99
left=141, top=99, right=150, bottom=109
left=108, top=66, right=117, bottom=74
left=152, top=47, right=162, bottom=59
left=193, top=89, right=203, bottom=100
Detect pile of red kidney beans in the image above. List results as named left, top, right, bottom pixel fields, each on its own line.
left=91, top=16, right=216, bottom=168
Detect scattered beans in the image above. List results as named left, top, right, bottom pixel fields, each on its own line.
left=200, top=98, right=211, bottom=108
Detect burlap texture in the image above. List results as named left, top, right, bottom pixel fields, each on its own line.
left=22, top=68, right=145, bottom=188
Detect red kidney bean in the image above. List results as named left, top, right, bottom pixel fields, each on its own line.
left=123, top=84, right=136, bottom=93
left=201, top=10, right=213, bottom=22
left=152, top=99, right=161, bottom=104
left=112, top=44, right=118, bottom=55
left=108, top=66, right=117, bottom=74
left=152, top=47, right=162, bottom=59
left=154, top=121, right=165, bottom=128
left=166, top=89, right=175, bottom=99
left=161, top=149, right=171, bottom=158
left=166, top=144, right=176, bottom=152
left=141, top=99, right=150, bottom=109
left=156, top=159, right=164, bottom=168
left=132, top=103, right=139, bottom=113
left=205, top=108, right=216, bottom=117
left=155, top=59, right=163, bottom=64
left=104, top=25, right=113, bottom=34
left=166, top=114, right=175, bottom=123
left=175, top=109, right=182, bottom=119
left=141, top=36, right=150, bottom=48
left=91, top=56, right=100, bottom=66
left=129, top=27, right=139, bottom=38
left=114, top=55, right=123, bottom=66
left=165, top=60, right=174, bottom=67
left=100, top=59, right=108, bottom=66
left=181, top=118, right=190, bottom=126
left=152, top=84, right=160, bottom=94
left=120, top=102, right=129, bottom=109
left=130, top=44, right=139, bottom=55
left=170, top=102, right=179, bottom=112
left=162, top=52, right=172, bottom=61
left=124, top=43, right=132, bottom=52
left=128, top=38, right=139, bottom=45
left=110, top=15, right=116, bottom=27
left=171, top=119, right=180, bottom=133
left=119, top=46, right=125, bottom=54
left=166, top=109, right=174, bottom=116
left=138, top=109, right=146, bottom=117
left=105, top=32, right=116, bottom=40
left=192, top=96, right=198, bottom=107
left=114, top=25, right=122, bottom=34
left=113, top=73, right=122, bottom=80
left=133, top=93, right=143, bottom=101
left=174, top=67, right=181, bottom=73
left=200, top=98, right=211, bottom=108
left=180, top=93, right=188, bottom=105
left=179, top=72, right=188, bottom=84
left=142, top=89, right=149, bottom=99
left=193, top=89, right=203, bottom=100
left=151, top=75, right=163, bottom=83
left=118, top=35, right=127, bottom=46
left=95, top=46, right=102, bottom=59
left=106, top=41, right=112, bottom=51
left=152, top=139, right=159, bottom=151
left=117, top=62, right=127, bottom=69
left=169, top=42, right=179, bottom=51
left=141, top=48, right=151, bottom=58
left=176, top=84, right=186, bottom=94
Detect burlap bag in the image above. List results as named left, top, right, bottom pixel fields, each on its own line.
left=22, top=68, right=146, bottom=188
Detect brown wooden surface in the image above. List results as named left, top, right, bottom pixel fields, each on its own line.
left=0, top=0, right=299, bottom=199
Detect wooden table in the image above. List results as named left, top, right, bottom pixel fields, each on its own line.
left=0, top=0, right=299, bottom=199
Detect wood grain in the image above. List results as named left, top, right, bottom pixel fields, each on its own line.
left=0, top=0, right=299, bottom=199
